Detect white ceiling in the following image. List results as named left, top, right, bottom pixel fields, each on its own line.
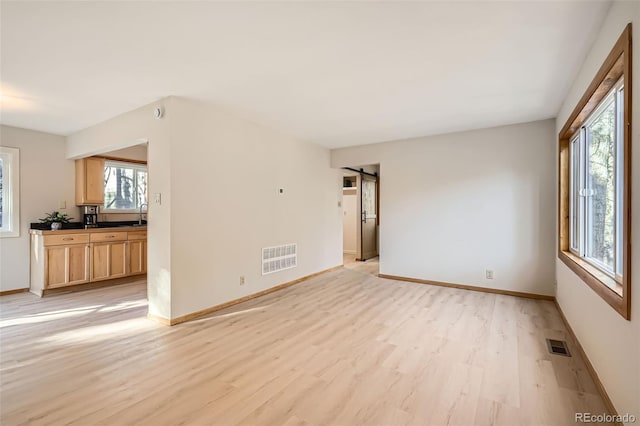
left=1, top=1, right=610, bottom=148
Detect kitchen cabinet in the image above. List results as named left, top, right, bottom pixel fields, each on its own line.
left=91, top=241, right=128, bottom=281
left=90, top=231, right=128, bottom=281
left=45, top=243, right=91, bottom=288
left=29, top=233, right=91, bottom=291
left=75, top=157, right=104, bottom=205
left=128, top=231, right=147, bottom=275
left=30, top=227, right=147, bottom=296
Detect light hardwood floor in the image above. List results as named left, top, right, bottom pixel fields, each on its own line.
left=0, top=266, right=611, bottom=425
left=344, top=254, right=379, bottom=277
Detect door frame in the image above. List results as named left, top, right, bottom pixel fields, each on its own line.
left=342, top=167, right=379, bottom=262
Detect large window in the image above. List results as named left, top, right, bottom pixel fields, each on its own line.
left=103, top=160, right=147, bottom=212
left=558, top=24, right=631, bottom=319
left=0, top=147, right=20, bottom=237
left=569, top=79, right=624, bottom=291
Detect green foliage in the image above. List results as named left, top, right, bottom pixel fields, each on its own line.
left=587, top=100, right=616, bottom=267
left=39, top=211, right=73, bottom=224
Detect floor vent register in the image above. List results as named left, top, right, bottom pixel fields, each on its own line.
left=546, top=338, right=571, bottom=357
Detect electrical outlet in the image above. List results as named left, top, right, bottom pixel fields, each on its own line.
left=486, top=269, right=494, bottom=280
left=58, top=200, right=66, bottom=209
left=240, top=276, right=245, bottom=286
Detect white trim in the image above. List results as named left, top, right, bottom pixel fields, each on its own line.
left=615, top=85, right=624, bottom=277
left=0, top=147, right=20, bottom=238
left=104, top=159, right=147, bottom=171
left=569, top=134, right=580, bottom=252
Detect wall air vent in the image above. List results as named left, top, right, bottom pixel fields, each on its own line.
left=546, top=339, right=571, bottom=357
left=262, top=243, right=297, bottom=275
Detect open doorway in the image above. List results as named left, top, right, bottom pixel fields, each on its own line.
left=37, top=143, right=149, bottom=299
left=90, top=143, right=149, bottom=293
left=342, top=165, right=379, bottom=275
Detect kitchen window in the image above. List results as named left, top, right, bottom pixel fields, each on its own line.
left=0, top=146, right=20, bottom=238
left=103, top=160, right=147, bottom=212
left=558, top=24, right=631, bottom=319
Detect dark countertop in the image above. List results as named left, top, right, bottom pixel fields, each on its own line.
left=30, top=221, right=147, bottom=231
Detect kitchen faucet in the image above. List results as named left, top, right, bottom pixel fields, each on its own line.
left=139, top=203, right=148, bottom=226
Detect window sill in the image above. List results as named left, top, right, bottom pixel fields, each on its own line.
left=101, top=210, right=147, bottom=214
left=558, top=250, right=627, bottom=319
left=0, top=230, right=20, bottom=238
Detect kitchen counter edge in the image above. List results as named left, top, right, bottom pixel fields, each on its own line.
left=30, top=226, right=147, bottom=236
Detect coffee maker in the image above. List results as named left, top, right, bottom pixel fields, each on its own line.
left=83, top=206, right=99, bottom=228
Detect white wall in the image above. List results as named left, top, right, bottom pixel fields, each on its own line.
left=555, top=1, right=640, bottom=421
left=169, top=98, right=342, bottom=318
left=332, top=119, right=556, bottom=296
left=66, top=97, right=343, bottom=320
left=342, top=189, right=357, bottom=254
left=0, top=125, right=78, bottom=291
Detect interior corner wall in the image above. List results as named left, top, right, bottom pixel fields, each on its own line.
left=168, top=98, right=343, bottom=319
left=554, top=1, right=640, bottom=421
left=331, top=119, right=557, bottom=296
left=0, top=125, right=77, bottom=292
left=66, top=98, right=175, bottom=319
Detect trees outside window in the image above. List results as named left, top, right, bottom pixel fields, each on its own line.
left=103, top=161, right=147, bottom=211
left=569, top=80, right=623, bottom=292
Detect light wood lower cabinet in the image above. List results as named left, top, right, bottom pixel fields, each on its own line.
left=30, top=229, right=147, bottom=296
left=129, top=240, right=147, bottom=275
left=45, top=244, right=91, bottom=288
left=90, top=241, right=129, bottom=281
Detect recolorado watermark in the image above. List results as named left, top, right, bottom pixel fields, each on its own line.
left=576, top=412, right=637, bottom=423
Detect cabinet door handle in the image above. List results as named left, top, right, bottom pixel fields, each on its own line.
left=106, top=235, right=115, bottom=239
left=63, top=237, right=74, bottom=241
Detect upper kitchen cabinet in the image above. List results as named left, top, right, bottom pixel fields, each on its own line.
left=75, top=157, right=104, bottom=205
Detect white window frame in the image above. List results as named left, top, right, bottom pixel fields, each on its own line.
left=0, top=147, right=20, bottom=238
left=569, top=132, right=584, bottom=257
left=568, top=78, right=624, bottom=283
left=102, top=160, right=148, bottom=213
left=614, top=84, right=624, bottom=284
